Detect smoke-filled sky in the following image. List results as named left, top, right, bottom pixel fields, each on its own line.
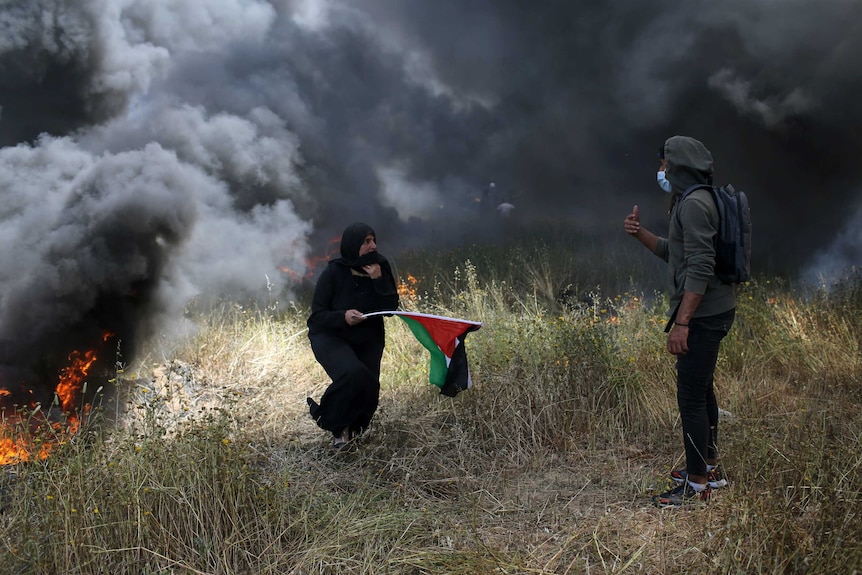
left=1, top=0, right=862, bottom=386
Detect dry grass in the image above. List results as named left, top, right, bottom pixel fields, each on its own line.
left=0, top=236, right=860, bottom=574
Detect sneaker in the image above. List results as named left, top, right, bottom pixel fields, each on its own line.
left=652, top=482, right=711, bottom=508
left=670, top=466, right=728, bottom=488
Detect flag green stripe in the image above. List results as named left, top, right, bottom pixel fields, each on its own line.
left=398, top=315, right=449, bottom=387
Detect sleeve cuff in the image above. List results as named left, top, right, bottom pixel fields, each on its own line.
left=684, top=277, right=708, bottom=295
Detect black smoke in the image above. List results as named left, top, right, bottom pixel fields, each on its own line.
left=1, top=0, right=861, bottom=402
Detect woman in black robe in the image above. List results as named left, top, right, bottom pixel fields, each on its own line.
left=306, top=222, right=399, bottom=449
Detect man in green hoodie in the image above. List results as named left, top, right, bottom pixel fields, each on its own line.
left=624, top=135, right=736, bottom=507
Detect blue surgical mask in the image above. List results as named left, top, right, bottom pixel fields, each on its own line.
left=657, top=170, right=672, bottom=193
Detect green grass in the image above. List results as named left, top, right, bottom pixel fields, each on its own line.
left=0, top=230, right=859, bottom=574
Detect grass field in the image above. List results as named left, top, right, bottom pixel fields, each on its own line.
left=0, top=226, right=859, bottom=574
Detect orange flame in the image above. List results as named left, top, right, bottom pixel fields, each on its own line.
left=0, top=436, right=52, bottom=465
left=0, top=331, right=114, bottom=464
left=397, top=274, right=420, bottom=303
left=55, top=349, right=98, bottom=434
left=279, top=235, right=341, bottom=281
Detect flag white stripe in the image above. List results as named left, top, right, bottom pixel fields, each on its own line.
left=362, top=310, right=483, bottom=326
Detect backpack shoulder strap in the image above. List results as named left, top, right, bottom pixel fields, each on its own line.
left=679, top=183, right=714, bottom=200
left=674, top=184, right=723, bottom=234
left=674, top=183, right=714, bottom=221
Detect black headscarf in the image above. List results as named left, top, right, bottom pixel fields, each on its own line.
left=336, top=222, right=387, bottom=270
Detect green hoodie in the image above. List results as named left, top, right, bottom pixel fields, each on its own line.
left=654, top=136, right=736, bottom=318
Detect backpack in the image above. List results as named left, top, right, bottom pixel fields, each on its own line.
left=679, top=183, right=752, bottom=284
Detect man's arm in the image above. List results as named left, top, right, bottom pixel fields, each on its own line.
left=667, top=290, right=703, bottom=355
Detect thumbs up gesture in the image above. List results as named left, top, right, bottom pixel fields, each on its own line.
left=624, top=205, right=641, bottom=236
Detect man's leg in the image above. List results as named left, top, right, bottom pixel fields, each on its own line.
left=706, top=376, right=719, bottom=463
left=676, top=310, right=734, bottom=482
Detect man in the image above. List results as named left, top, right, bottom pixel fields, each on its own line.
left=624, top=135, right=736, bottom=507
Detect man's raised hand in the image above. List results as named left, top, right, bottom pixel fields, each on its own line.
left=624, top=205, right=641, bottom=236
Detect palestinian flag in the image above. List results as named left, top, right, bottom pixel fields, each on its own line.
left=363, top=311, right=482, bottom=397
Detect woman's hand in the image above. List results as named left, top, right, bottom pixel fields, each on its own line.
left=362, top=263, right=382, bottom=279
left=345, top=309, right=366, bottom=326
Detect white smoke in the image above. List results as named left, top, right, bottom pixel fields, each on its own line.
left=121, top=0, right=276, bottom=54
left=803, top=194, right=862, bottom=287
left=708, top=68, right=813, bottom=128
left=0, top=137, right=96, bottom=291
left=377, top=165, right=442, bottom=221
left=0, top=142, right=201, bottom=341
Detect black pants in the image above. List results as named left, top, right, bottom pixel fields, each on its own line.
left=676, top=308, right=735, bottom=479
left=308, top=333, right=384, bottom=437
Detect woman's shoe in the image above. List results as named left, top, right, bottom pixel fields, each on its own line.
left=332, top=437, right=348, bottom=450
left=331, top=430, right=353, bottom=451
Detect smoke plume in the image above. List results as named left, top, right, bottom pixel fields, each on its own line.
left=1, top=0, right=862, bottom=400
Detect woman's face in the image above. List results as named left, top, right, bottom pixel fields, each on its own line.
left=358, top=233, right=377, bottom=257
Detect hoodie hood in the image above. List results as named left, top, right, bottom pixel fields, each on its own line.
left=664, top=136, right=714, bottom=194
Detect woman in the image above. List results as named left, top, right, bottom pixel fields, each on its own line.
left=306, top=222, right=399, bottom=449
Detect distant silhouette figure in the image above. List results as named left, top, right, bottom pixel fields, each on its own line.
left=496, top=202, right=515, bottom=218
